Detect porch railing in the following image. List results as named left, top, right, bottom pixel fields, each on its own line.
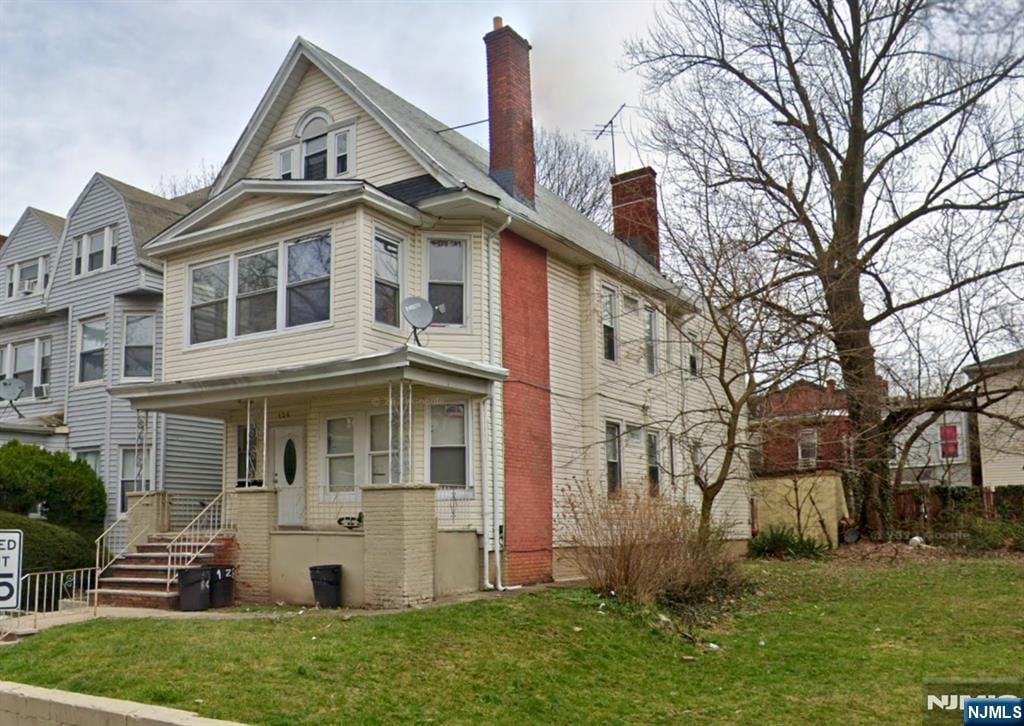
left=94, top=489, right=158, bottom=577
left=165, top=491, right=225, bottom=591
left=0, top=567, right=96, bottom=638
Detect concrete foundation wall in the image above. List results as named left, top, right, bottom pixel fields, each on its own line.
left=435, top=530, right=479, bottom=597
left=270, top=530, right=365, bottom=607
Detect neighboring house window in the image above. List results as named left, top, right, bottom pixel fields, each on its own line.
left=38, top=338, right=50, bottom=392
left=645, top=307, right=658, bottom=374
left=605, top=421, right=622, bottom=494
left=326, top=417, right=355, bottom=492
left=646, top=430, right=660, bottom=496
left=278, top=149, right=293, bottom=180
left=368, top=413, right=393, bottom=483
left=190, top=259, right=230, bottom=343
left=13, top=342, right=34, bottom=390
left=235, top=248, right=279, bottom=336
left=287, top=234, right=331, bottom=326
left=428, top=239, right=465, bottom=326
left=123, top=314, right=155, bottom=379
left=74, top=226, right=116, bottom=275
left=335, top=129, right=350, bottom=175
left=4, top=266, right=11, bottom=299
left=374, top=233, right=401, bottom=327
left=1, top=338, right=48, bottom=395
left=0, top=347, right=4, bottom=379
left=940, top=424, right=960, bottom=459
left=119, top=446, right=152, bottom=513
left=688, top=340, right=701, bottom=376
left=430, top=403, right=467, bottom=487
left=602, top=287, right=617, bottom=361
left=798, top=429, right=818, bottom=469
left=78, top=318, right=106, bottom=383
left=4, top=257, right=48, bottom=297
left=74, top=448, right=100, bottom=473
left=302, top=117, right=329, bottom=180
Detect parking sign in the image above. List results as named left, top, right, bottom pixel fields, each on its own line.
left=0, top=530, right=23, bottom=610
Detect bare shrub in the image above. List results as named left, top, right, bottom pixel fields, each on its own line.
left=562, top=479, right=740, bottom=606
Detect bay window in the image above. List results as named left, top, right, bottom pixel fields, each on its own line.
left=190, top=260, right=230, bottom=343
left=428, top=239, right=465, bottom=326
left=430, top=403, right=467, bottom=487
left=286, top=235, right=331, bottom=326
left=374, top=232, right=401, bottom=327
left=123, top=314, right=155, bottom=379
left=235, top=248, right=279, bottom=336
left=79, top=318, right=106, bottom=383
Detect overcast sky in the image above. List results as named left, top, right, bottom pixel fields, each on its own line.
left=0, top=0, right=658, bottom=233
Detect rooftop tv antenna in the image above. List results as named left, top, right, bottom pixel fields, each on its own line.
left=0, top=378, right=26, bottom=419
left=586, top=103, right=627, bottom=172
left=402, top=296, right=435, bottom=346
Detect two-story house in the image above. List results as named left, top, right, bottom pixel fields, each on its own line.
left=0, top=174, right=224, bottom=528
left=109, top=18, right=750, bottom=608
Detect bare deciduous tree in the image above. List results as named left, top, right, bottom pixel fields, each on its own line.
left=154, top=159, right=219, bottom=199
left=630, top=0, right=1024, bottom=534
left=535, top=128, right=613, bottom=230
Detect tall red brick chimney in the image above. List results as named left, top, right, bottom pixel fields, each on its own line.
left=484, top=17, right=535, bottom=204
left=611, top=167, right=660, bottom=269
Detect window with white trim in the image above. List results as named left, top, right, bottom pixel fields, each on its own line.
left=326, top=417, right=355, bottom=492
left=278, top=149, right=293, bottom=180
left=190, top=259, right=229, bottom=344
left=78, top=318, right=106, bottom=383
left=73, top=226, right=116, bottom=276
left=602, top=287, right=617, bottom=361
left=235, top=248, right=278, bottom=336
left=605, top=421, right=622, bottom=494
left=798, top=429, right=818, bottom=469
left=287, top=235, right=331, bottom=326
left=13, top=342, right=34, bottom=390
left=335, top=129, right=350, bottom=176
left=5, top=256, right=49, bottom=298
left=302, top=116, right=329, bottom=180
left=0, top=338, right=49, bottom=396
left=623, top=295, right=639, bottom=316
left=428, top=239, right=465, bottom=326
left=368, top=413, right=393, bottom=484
left=646, top=430, right=661, bottom=496
left=119, top=446, right=152, bottom=513
left=645, top=307, right=658, bottom=374
left=374, top=232, right=401, bottom=327
left=430, top=403, right=467, bottom=487
left=74, top=448, right=101, bottom=474
left=123, top=314, right=155, bottom=380
left=688, top=340, right=701, bottom=376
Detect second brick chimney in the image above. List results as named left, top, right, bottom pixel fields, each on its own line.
left=484, top=17, right=535, bottom=204
left=611, top=167, right=660, bottom=269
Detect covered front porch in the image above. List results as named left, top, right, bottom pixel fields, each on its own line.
left=115, top=346, right=508, bottom=607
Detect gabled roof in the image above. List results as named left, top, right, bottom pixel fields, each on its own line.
left=0, top=207, right=65, bottom=267
left=209, top=37, right=692, bottom=302
left=96, top=174, right=191, bottom=261
left=30, top=208, right=66, bottom=240
left=963, top=347, right=1024, bottom=375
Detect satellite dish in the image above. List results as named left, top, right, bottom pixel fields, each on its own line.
left=0, top=378, right=26, bottom=401
left=401, top=296, right=434, bottom=345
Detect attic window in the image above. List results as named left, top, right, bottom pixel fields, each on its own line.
left=73, top=226, right=117, bottom=276
left=301, top=117, right=329, bottom=181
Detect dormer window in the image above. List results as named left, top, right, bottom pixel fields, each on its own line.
left=4, top=256, right=49, bottom=298
left=279, top=111, right=356, bottom=181
left=73, top=225, right=117, bottom=276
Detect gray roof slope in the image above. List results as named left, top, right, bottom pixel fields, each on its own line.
left=98, top=174, right=191, bottom=260
left=309, top=41, right=687, bottom=299
left=29, top=208, right=67, bottom=240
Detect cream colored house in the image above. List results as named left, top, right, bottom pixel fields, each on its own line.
left=104, top=19, right=751, bottom=608
left=967, top=349, right=1024, bottom=487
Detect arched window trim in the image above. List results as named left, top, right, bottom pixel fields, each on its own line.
left=294, top=108, right=334, bottom=140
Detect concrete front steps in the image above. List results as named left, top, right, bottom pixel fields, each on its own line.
left=92, top=534, right=235, bottom=609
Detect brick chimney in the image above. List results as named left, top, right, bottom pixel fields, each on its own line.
left=484, top=17, right=535, bottom=204
left=611, top=167, right=660, bottom=269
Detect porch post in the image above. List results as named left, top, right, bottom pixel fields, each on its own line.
left=362, top=483, right=437, bottom=607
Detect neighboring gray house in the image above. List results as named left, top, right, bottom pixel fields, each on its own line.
left=0, top=174, right=225, bottom=526
left=892, top=409, right=975, bottom=487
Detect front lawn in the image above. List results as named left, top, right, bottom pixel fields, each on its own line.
left=1, top=558, right=1021, bottom=724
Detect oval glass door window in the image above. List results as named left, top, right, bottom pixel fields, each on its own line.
left=283, top=439, right=297, bottom=485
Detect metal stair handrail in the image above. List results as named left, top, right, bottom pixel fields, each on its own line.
left=94, top=490, right=158, bottom=581
left=165, top=491, right=225, bottom=591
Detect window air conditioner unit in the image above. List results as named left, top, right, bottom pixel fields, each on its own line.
left=20, top=279, right=37, bottom=294
left=33, top=384, right=50, bottom=399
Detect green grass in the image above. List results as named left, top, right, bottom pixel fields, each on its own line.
left=1, top=558, right=1021, bottom=724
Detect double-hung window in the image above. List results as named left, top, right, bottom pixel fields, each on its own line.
left=798, top=429, right=818, bottom=469
left=74, top=448, right=100, bottom=473
left=5, top=257, right=49, bottom=297
left=374, top=232, right=401, bottom=327
left=2, top=338, right=49, bottom=396
left=939, top=424, right=960, bottom=460
left=39, top=338, right=51, bottom=390
left=190, top=260, right=230, bottom=343
left=605, top=421, right=622, bottom=494
left=302, top=117, right=329, bottom=180
left=79, top=318, right=106, bottom=383
left=688, top=340, right=701, bottom=376
left=369, top=413, right=394, bottom=483
left=646, top=431, right=661, bottom=496
left=430, top=403, right=467, bottom=487
left=602, top=287, right=617, bottom=361
left=287, top=234, right=331, bottom=326
left=13, top=342, right=34, bottom=390
left=74, top=227, right=116, bottom=275
left=235, top=248, right=279, bottom=336
left=123, top=314, right=155, bottom=379
left=326, top=417, right=356, bottom=492
left=335, top=129, right=350, bottom=175
left=278, top=149, right=293, bottom=180
left=119, top=446, right=152, bottom=513
left=428, top=239, right=465, bottom=326
left=645, top=307, right=658, bottom=374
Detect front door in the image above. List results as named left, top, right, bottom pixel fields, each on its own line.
left=273, top=426, right=305, bottom=527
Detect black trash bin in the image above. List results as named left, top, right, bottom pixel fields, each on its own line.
left=178, top=567, right=210, bottom=612
left=309, top=564, right=342, bottom=608
left=205, top=565, right=235, bottom=608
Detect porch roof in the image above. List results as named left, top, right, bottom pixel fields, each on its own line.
left=111, top=346, right=507, bottom=416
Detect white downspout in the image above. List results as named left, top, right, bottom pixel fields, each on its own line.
left=480, top=390, right=493, bottom=589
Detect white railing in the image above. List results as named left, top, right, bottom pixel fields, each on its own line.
left=165, top=491, right=225, bottom=591
left=0, top=567, right=96, bottom=637
left=94, top=490, right=158, bottom=577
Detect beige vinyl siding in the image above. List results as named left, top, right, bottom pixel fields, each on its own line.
left=245, top=66, right=424, bottom=186
left=202, top=195, right=308, bottom=229
left=162, top=209, right=359, bottom=380
left=979, top=371, right=1024, bottom=486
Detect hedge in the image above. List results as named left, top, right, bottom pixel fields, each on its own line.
left=0, top=511, right=94, bottom=572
